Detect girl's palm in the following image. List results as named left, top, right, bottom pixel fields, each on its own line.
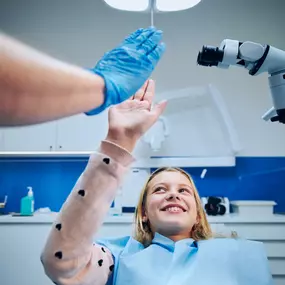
left=108, top=80, right=167, bottom=140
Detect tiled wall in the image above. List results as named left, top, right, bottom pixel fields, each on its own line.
left=0, top=157, right=285, bottom=214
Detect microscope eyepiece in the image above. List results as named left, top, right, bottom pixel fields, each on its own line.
left=197, top=45, right=224, bottom=67
left=271, top=109, right=285, bottom=124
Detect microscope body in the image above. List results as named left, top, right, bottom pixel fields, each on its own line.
left=197, top=39, right=285, bottom=123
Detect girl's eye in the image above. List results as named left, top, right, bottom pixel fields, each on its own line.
left=154, top=187, right=166, bottom=193
left=179, top=188, right=191, bottom=194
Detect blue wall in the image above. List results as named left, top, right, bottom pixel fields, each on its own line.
left=0, top=157, right=285, bottom=214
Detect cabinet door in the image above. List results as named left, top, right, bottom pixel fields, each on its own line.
left=0, top=224, right=56, bottom=285
left=2, top=122, right=56, bottom=151
left=56, top=111, right=109, bottom=151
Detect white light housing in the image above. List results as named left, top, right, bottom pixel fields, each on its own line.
left=156, top=0, right=202, bottom=11
left=103, top=0, right=201, bottom=12
left=103, top=0, right=149, bottom=11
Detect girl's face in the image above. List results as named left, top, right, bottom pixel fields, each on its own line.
left=143, top=170, right=198, bottom=240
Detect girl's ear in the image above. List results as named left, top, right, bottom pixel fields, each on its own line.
left=142, top=207, right=148, bottom=223
left=196, top=214, right=201, bottom=224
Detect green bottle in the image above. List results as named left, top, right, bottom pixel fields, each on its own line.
left=20, top=186, right=34, bottom=216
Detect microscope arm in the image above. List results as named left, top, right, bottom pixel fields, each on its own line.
left=197, top=39, right=285, bottom=123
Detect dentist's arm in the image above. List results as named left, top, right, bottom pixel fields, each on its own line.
left=0, top=33, right=105, bottom=126
left=0, top=28, right=165, bottom=127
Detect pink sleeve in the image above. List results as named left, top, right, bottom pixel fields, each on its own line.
left=41, top=140, right=134, bottom=285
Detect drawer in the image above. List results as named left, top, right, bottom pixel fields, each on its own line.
left=263, top=241, right=285, bottom=258
left=223, top=223, right=285, bottom=240
left=210, top=223, right=228, bottom=233
left=273, top=276, right=285, bottom=285
left=269, top=258, right=285, bottom=275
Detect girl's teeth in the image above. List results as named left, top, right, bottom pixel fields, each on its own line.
left=167, top=207, right=182, bottom=212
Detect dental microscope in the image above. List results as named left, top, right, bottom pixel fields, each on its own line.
left=197, top=39, right=285, bottom=124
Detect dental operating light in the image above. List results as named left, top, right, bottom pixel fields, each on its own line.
left=103, top=0, right=202, bottom=12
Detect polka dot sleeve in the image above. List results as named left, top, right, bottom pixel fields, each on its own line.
left=40, top=140, right=134, bottom=285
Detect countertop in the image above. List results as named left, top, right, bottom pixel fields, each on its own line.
left=1, top=213, right=285, bottom=224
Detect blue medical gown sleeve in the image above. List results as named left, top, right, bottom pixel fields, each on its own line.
left=236, top=240, right=273, bottom=285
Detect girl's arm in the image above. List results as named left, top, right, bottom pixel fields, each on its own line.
left=41, top=140, right=134, bottom=285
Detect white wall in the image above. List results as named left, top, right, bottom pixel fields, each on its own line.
left=1, top=0, right=285, bottom=156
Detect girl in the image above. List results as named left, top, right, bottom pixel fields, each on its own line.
left=41, top=79, right=273, bottom=285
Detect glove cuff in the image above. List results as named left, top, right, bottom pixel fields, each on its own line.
left=85, top=69, right=112, bottom=115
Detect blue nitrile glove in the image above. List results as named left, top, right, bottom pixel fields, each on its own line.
left=85, top=27, right=166, bottom=115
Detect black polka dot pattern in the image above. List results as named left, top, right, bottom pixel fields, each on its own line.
left=55, top=251, right=63, bottom=259
left=98, top=259, right=103, bottom=266
left=55, top=223, right=62, bottom=231
left=103, top=158, right=110, bottom=164
left=78, top=189, right=85, bottom=197
left=49, top=155, right=114, bottom=279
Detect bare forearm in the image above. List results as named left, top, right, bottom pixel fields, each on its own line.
left=0, top=33, right=105, bottom=126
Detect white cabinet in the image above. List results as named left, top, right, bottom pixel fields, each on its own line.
left=55, top=111, right=108, bottom=151
left=1, top=122, right=56, bottom=152
left=0, top=111, right=109, bottom=153
left=146, top=85, right=240, bottom=159
left=131, top=85, right=240, bottom=167
left=0, top=85, right=240, bottom=167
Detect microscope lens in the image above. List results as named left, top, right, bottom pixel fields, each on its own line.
left=197, top=46, right=224, bottom=66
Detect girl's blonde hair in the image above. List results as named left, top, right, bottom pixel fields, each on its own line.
left=134, top=167, right=213, bottom=247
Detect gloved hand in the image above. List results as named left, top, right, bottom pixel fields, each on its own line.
left=85, top=27, right=166, bottom=115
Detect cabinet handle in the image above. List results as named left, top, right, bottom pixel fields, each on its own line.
left=49, top=146, right=53, bottom=151
left=59, top=146, right=62, bottom=149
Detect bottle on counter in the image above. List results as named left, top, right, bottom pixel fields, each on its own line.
left=20, top=186, right=34, bottom=216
